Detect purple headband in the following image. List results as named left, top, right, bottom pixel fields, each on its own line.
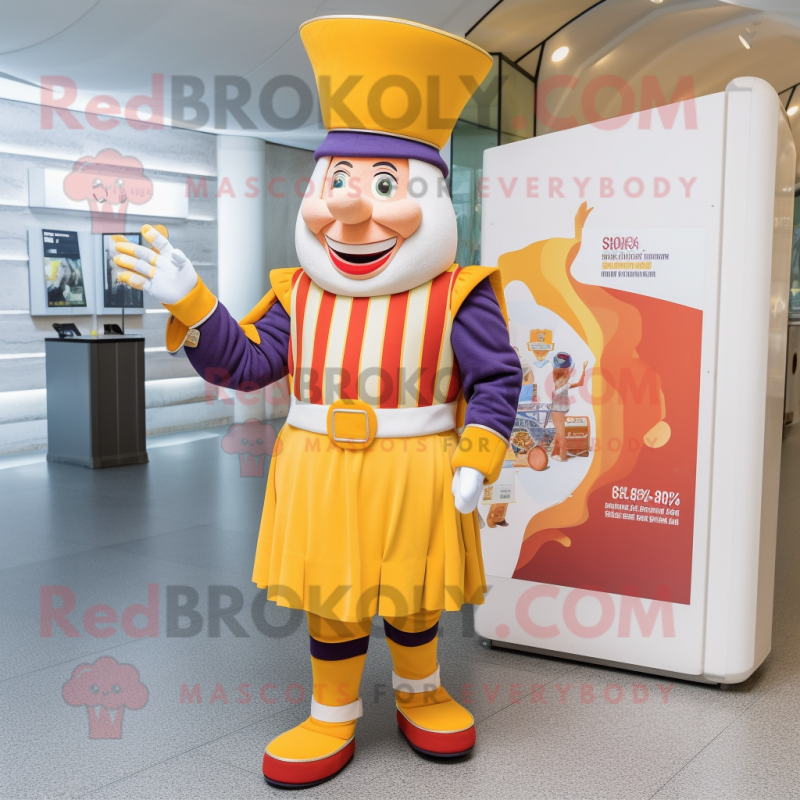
left=314, top=130, right=449, bottom=178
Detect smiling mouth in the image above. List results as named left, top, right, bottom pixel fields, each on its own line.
left=324, top=236, right=397, bottom=276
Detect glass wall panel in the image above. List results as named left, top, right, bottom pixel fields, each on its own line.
left=459, top=56, right=499, bottom=132
left=451, top=56, right=499, bottom=267
left=450, top=55, right=534, bottom=265
left=500, top=58, right=535, bottom=145
left=791, top=194, right=800, bottom=320
left=451, top=119, right=498, bottom=266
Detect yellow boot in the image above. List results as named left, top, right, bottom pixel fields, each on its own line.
left=385, top=611, right=476, bottom=757
left=263, top=614, right=370, bottom=788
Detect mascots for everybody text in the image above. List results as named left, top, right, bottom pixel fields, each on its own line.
left=114, top=16, right=521, bottom=788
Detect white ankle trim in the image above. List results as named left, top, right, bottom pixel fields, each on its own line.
left=392, top=664, right=441, bottom=694
left=310, top=697, right=363, bottom=723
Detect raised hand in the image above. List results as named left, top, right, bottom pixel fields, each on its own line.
left=113, top=224, right=198, bottom=306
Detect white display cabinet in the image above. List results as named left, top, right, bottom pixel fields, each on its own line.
left=476, top=77, right=795, bottom=684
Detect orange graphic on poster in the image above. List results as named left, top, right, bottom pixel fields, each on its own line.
left=498, top=203, right=701, bottom=604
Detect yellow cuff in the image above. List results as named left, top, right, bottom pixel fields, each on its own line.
left=165, top=315, right=190, bottom=354
left=451, top=425, right=509, bottom=485
left=163, top=277, right=217, bottom=328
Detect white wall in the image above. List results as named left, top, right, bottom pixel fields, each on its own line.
left=0, top=96, right=219, bottom=391
left=0, top=96, right=314, bottom=455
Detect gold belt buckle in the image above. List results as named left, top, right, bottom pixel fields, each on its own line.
left=326, top=399, right=377, bottom=450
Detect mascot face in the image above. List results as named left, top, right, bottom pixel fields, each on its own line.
left=297, top=155, right=458, bottom=296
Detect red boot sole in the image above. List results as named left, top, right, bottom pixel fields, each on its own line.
left=396, top=710, right=476, bottom=757
left=262, top=738, right=355, bottom=788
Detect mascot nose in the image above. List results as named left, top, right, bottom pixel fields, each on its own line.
left=326, top=193, right=373, bottom=225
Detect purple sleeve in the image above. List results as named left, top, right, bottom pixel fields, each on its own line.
left=451, top=278, right=522, bottom=440
left=183, top=301, right=291, bottom=390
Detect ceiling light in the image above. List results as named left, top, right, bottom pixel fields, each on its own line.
left=552, top=46, right=569, bottom=62
left=739, top=28, right=756, bottom=49
left=650, top=0, right=664, bottom=4
left=789, top=106, right=798, bottom=117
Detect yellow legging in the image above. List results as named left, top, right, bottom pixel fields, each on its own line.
left=308, top=609, right=441, bottom=707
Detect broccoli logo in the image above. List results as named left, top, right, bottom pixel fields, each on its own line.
left=63, top=149, right=152, bottom=234
left=62, top=656, right=148, bottom=739
left=221, top=419, right=280, bottom=477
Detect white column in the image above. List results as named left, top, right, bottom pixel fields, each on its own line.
left=216, top=135, right=267, bottom=422
left=216, top=135, right=268, bottom=319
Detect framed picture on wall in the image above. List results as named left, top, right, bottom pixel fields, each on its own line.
left=42, top=230, right=86, bottom=308
left=96, top=233, right=145, bottom=315
left=28, top=229, right=96, bottom=317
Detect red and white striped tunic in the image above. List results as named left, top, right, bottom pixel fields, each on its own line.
left=288, top=266, right=463, bottom=408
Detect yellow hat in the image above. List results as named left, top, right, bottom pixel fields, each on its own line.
left=300, top=15, right=492, bottom=150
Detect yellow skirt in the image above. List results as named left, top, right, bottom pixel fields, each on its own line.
left=252, top=424, right=486, bottom=622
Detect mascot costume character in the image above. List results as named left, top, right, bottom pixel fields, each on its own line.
left=114, top=15, right=522, bottom=789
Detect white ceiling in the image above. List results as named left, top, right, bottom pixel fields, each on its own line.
left=1, top=0, right=799, bottom=159
left=467, top=0, right=800, bottom=176
left=0, top=0, right=499, bottom=148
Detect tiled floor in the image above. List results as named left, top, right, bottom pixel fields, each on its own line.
left=1, top=423, right=799, bottom=799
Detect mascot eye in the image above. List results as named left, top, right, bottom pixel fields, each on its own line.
left=90, top=684, right=99, bottom=694
left=241, top=438, right=248, bottom=445
left=372, top=173, right=397, bottom=199
left=331, top=171, right=348, bottom=190
left=256, top=438, right=263, bottom=445
left=112, top=684, right=121, bottom=694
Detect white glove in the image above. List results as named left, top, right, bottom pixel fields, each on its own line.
left=113, top=224, right=198, bottom=306
left=451, top=466, right=485, bottom=514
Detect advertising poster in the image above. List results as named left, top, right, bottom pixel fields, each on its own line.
left=481, top=203, right=704, bottom=606
left=102, top=233, right=144, bottom=309
left=43, top=230, right=86, bottom=308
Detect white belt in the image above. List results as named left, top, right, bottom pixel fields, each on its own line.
left=287, top=397, right=457, bottom=438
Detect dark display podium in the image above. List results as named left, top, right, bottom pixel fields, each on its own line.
left=45, top=336, right=148, bottom=468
